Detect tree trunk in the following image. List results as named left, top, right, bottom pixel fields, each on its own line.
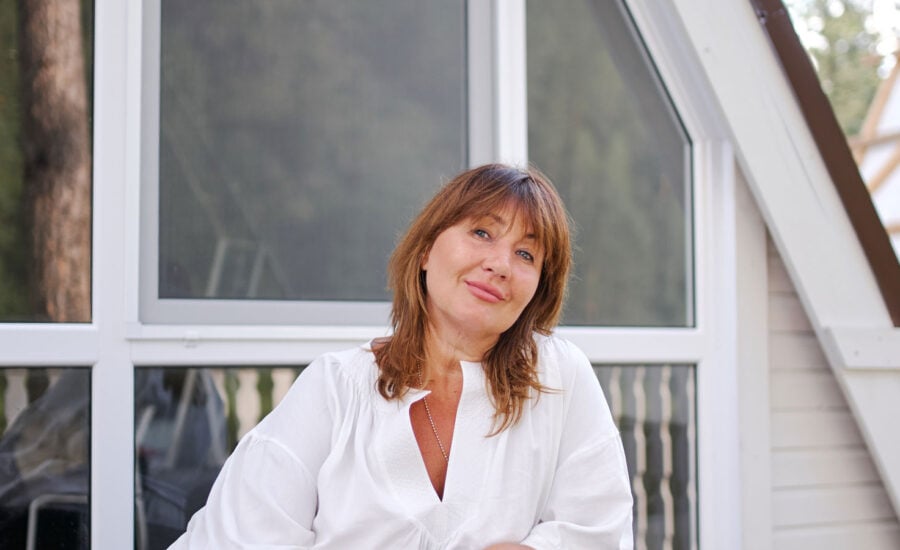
left=18, top=0, right=91, bottom=322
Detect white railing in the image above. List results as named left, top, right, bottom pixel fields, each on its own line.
left=595, top=365, right=697, bottom=550
left=0, top=369, right=66, bottom=432
left=1, top=365, right=696, bottom=550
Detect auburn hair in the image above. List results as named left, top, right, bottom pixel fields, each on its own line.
left=373, top=163, right=573, bottom=433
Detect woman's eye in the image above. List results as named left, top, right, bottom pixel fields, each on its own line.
left=517, top=250, right=535, bottom=263
left=473, top=229, right=489, bottom=239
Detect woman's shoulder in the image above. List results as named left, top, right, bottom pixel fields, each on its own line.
left=535, top=332, right=587, bottom=359
left=301, top=342, right=380, bottom=396
left=246, top=343, right=379, bottom=453
left=534, top=332, right=593, bottom=389
left=253, top=343, right=378, bottom=425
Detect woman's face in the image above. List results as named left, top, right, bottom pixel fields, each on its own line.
left=422, top=206, right=542, bottom=345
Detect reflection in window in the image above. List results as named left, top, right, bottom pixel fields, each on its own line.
left=135, top=367, right=302, bottom=549
left=0, top=1, right=94, bottom=322
left=158, top=0, right=466, bottom=302
left=528, top=0, right=692, bottom=327
left=595, top=364, right=697, bottom=550
left=0, top=368, right=91, bottom=549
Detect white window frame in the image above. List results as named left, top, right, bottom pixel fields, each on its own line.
left=0, top=0, right=750, bottom=547
left=622, top=2, right=746, bottom=549
left=138, top=0, right=481, bottom=326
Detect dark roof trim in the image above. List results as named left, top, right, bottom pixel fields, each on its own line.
left=750, top=0, right=900, bottom=327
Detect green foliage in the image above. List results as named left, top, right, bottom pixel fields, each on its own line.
left=224, top=370, right=239, bottom=451
left=0, top=372, right=7, bottom=434
left=0, top=0, right=29, bottom=320
left=255, top=368, right=273, bottom=421
left=792, top=0, right=882, bottom=135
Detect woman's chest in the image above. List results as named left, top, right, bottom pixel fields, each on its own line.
left=312, top=389, right=564, bottom=547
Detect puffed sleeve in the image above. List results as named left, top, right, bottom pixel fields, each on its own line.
left=168, top=357, right=339, bottom=549
left=520, top=340, right=634, bottom=550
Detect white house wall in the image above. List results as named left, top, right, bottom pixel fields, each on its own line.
left=666, top=0, right=900, bottom=517
left=767, top=238, right=900, bottom=548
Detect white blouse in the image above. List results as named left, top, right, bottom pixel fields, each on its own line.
left=170, top=335, right=633, bottom=549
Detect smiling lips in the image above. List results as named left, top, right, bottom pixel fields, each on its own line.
left=465, top=280, right=504, bottom=303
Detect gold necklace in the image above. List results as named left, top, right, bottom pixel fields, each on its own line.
left=418, top=366, right=449, bottom=462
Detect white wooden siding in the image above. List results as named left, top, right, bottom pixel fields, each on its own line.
left=773, top=521, right=900, bottom=550
left=767, top=238, right=900, bottom=548
left=773, top=449, right=882, bottom=488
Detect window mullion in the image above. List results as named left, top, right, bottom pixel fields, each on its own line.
left=467, top=0, right=495, bottom=167
left=0, top=326, right=100, bottom=366
left=494, top=0, right=527, bottom=165
left=557, top=327, right=706, bottom=364
left=91, top=0, right=139, bottom=546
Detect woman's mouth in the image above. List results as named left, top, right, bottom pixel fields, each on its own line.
left=465, top=281, right=503, bottom=303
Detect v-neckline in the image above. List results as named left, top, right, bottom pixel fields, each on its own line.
left=371, top=358, right=495, bottom=537
left=408, top=360, right=482, bottom=504
left=410, top=368, right=465, bottom=501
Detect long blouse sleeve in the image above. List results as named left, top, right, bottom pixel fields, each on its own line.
left=168, top=358, right=338, bottom=550
left=520, top=340, right=634, bottom=549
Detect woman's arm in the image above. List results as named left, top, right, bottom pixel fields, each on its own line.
left=169, top=434, right=318, bottom=549
left=168, top=359, right=339, bottom=549
left=519, top=340, right=634, bottom=550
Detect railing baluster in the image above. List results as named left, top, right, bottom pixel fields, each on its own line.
left=669, top=366, right=693, bottom=550
left=236, top=370, right=260, bottom=439
left=610, top=367, right=622, bottom=422
left=593, top=364, right=697, bottom=550
left=47, top=368, right=62, bottom=387
left=643, top=367, right=663, bottom=550
left=660, top=366, right=675, bottom=549
left=617, top=367, right=641, bottom=549
left=271, top=368, right=296, bottom=406
left=5, top=370, right=29, bottom=429
left=224, top=370, right=239, bottom=450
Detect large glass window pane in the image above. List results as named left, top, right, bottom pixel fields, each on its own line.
left=0, top=368, right=91, bottom=549
left=595, top=364, right=697, bottom=550
left=527, top=0, right=692, bottom=326
left=0, top=1, right=93, bottom=322
left=158, top=0, right=466, bottom=302
left=135, top=366, right=302, bottom=549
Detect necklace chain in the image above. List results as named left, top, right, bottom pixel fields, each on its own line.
left=418, top=366, right=449, bottom=462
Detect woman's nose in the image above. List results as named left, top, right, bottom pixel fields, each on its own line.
left=482, top=248, right=511, bottom=278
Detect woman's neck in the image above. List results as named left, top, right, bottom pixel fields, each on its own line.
left=422, top=325, right=494, bottom=380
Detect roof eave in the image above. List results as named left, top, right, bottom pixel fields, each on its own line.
left=749, top=0, right=900, bottom=327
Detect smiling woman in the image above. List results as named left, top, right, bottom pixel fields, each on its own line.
left=422, top=210, right=542, bottom=359
left=169, top=164, right=633, bottom=550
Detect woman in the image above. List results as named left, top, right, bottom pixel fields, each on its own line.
left=170, top=164, right=633, bottom=549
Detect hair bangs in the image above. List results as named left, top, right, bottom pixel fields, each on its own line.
left=448, top=169, right=565, bottom=269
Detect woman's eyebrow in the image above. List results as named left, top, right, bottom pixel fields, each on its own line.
left=480, top=213, right=538, bottom=241
left=483, top=213, right=506, bottom=225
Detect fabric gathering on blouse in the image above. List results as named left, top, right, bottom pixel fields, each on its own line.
left=169, top=334, right=634, bottom=549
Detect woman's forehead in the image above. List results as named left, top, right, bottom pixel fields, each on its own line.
left=467, top=205, right=538, bottom=235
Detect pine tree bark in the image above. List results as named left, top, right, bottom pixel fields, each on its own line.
left=18, top=0, right=91, bottom=322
